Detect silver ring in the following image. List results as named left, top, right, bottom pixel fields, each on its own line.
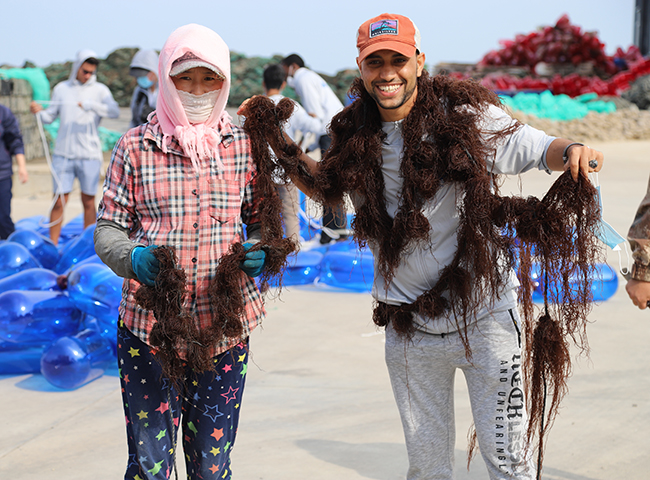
left=589, top=159, right=598, bottom=169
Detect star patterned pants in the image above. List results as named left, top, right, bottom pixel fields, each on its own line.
left=117, top=323, right=249, bottom=480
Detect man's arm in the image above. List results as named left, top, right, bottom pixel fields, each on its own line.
left=288, top=101, right=322, bottom=138
left=14, top=153, right=28, bottom=184
left=30, top=86, right=61, bottom=123
left=545, top=139, right=604, bottom=180
left=293, top=71, right=326, bottom=125
left=626, top=175, right=650, bottom=309
left=81, top=87, right=120, bottom=118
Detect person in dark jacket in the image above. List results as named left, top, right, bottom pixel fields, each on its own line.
left=0, top=104, right=28, bottom=239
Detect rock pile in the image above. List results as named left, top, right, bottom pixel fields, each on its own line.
left=509, top=103, right=650, bottom=142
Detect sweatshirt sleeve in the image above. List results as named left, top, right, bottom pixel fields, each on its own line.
left=82, top=85, right=120, bottom=118
left=93, top=218, right=143, bottom=280
left=294, top=71, right=326, bottom=126
left=1, top=109, right=25, bottom=156
left=288, top=101, right=322, bottom=137
left=37, top=86, right=61, bottom=124
left=481, top=104, right=555, bottom=175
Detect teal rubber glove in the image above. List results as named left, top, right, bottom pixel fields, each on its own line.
left=239, top=242, right=266, bottom=277
left=131, top=245, right=160, bottom=287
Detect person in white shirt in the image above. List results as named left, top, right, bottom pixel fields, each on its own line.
left=263, top=63, right=321, bottom=241
left=281, top=54, right=347, bottom=244
left=244, top=13, right=605, bottom=480
left=30, top=50, right=119, bottom=244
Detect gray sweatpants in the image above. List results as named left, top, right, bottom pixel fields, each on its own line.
left=385, top=308, right=535, bottom=480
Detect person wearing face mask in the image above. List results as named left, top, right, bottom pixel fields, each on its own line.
left=281, top=53, right=348, bottom=244
left=128, top=48, right=159, bottom=127
left=29, top=50, right=119, bottom=245
left=94, top=24, right=266, bottom=480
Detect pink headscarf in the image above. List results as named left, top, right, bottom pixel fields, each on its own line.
left=156, top=24, right=232, bottom=172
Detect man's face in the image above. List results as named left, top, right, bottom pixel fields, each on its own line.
left=76, top=61, right=97, bottom=84
left=357, top=49, right=425, bottom=122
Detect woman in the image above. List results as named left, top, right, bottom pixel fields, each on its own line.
left=94, top=24, right=266, bottom=479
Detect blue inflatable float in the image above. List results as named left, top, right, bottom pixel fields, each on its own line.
left=530, top=262, right=619, bottom=303
left=0, top=213, right=621, bottom=389
left=41, top=328, right=114, bottom=389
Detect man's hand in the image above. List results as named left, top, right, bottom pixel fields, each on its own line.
left=29, top=101, right=43, bottom=114
left=626, top=278, right=650, bottom=309
left=563, top=143, right=604, bottom=181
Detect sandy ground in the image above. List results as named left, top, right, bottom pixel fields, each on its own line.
left=1, top=108, right=649, bottom=479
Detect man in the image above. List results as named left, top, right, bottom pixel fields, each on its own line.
left=30, top=50, right=119, bottom=244
left=128, top=48, right=159, bottom=127
left=246, top=13, right=604, bottom=480
left=281, top=53, right=347, bottom=244
left=626, top=175, right=650, bottom=308
left=263, top=63, right=321, bottom=241
left=0, top=104, right=28, bottom=239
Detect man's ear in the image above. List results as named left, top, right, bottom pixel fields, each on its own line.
left=416, top=52, right=426, bottom=77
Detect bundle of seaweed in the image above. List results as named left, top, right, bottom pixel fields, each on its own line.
left=133, top=246, right=194, bottom=388
left=134, top=96, right=306, bottom=384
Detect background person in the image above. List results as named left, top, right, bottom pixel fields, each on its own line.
left=626, top=175, right=650, bottom=309
left=128, top=48, right=159, bottom=127
left=262, top=63, right=321, bottom=242
left=0, top=103, right=28, bottom=239
left=281, top=53, right=347, bottom=244
left=30, top=50, right=119, bottom=244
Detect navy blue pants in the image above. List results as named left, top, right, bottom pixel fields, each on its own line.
left=117, top=323, right=249, bottom=480
left=0, top=176, right=15, bottom=240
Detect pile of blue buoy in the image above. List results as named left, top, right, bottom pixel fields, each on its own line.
left=0, top=211, right=618, bottom=390
left=0, top=215, right=117, bottom=389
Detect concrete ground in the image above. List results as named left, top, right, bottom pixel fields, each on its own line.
left=1, top=108, right=648, bottom=479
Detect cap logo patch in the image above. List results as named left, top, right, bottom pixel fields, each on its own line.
left=369, top=19, right=398, bottom=38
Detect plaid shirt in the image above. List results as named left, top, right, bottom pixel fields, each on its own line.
left=97, top=113, right=264, bottom=357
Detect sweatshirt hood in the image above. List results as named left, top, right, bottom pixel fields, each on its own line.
left=69, top=49, right=98, bottom=85
left=156, top=23, right=232, bottom=172
left=130, top=49, right=159, bottom=76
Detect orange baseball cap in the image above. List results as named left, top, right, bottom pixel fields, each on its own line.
left=356, top=13, right=421, bottom=63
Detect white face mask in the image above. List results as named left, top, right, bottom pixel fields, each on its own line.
left=177, top=89, right=221, bottom=124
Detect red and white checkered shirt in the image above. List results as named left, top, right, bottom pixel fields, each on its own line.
left=97, top=113, right=264, bottom=357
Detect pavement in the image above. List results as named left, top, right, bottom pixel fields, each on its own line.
left=1, top=108, right=649, bottom=479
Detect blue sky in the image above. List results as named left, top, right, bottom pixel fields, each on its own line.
left=3, top=0, right=637, bottom=75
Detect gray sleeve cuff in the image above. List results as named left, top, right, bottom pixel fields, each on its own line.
left=246, top=222, right=262, bottom=243
left=93, top=219, right=143, bottom=279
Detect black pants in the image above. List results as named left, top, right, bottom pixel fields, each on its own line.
left=318, top=134, right=347, bottom=244
left=0, top=176, right=15, bottom=240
